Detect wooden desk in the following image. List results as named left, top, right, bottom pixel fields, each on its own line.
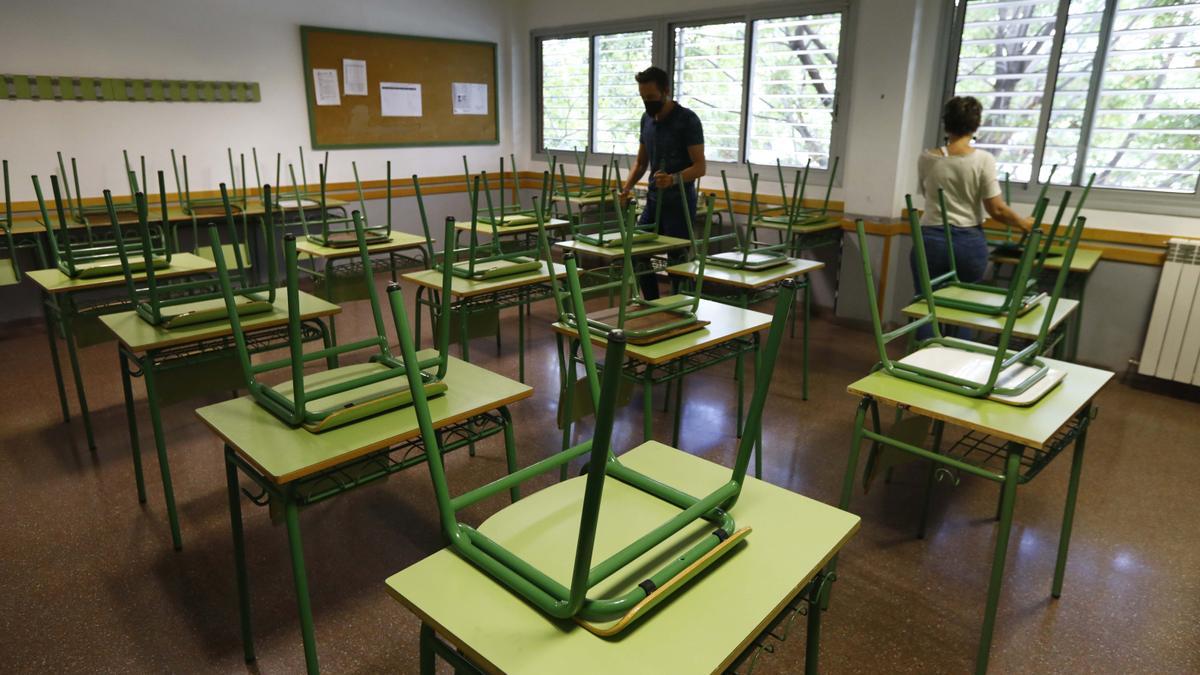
left=667, top=258, right=824, bottom=399
left=386, top=441, right=860, bottom=674
left=840, top=358, right=1113, bottom=672
left=402, top=261, right=567, bottom=382
left=24, top=253, right=217, bottom=450
left=196, top=353, right=532, bottom=674
left=100, top=291, right=339, bottom=549
left=554, top=235, right=692, bottom=261
left=552, top=297, right=772, bottom=473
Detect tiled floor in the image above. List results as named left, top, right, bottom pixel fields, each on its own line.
left=0, top=281, right=1197, bottom=674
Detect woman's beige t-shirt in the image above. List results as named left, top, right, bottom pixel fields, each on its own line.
left=918, top=147, right=1002, bottom=228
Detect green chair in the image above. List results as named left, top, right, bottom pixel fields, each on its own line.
left=107, top=173, right=276, bottom=329
left=563, top=159, right=660, bottom=248
left=210, top=210, right=454, bottom=433
left=33, top=173, right=171, bottom=279
left=750, top=156, right=840, bottom=234
left=170, top=148, right=255, bottom=260
left=291, top=160, right=392, bottom=248
left=1, top=160, right=45, bottom=285
left=706, top=168, right=794, bottom=271
left=416, top=171, right=545, bottom=281
left=54, top=151, right=139, bottom=231
left=854, top=200, right=1087, bottom=404
left=553, top=147, right=607, bottom=200
left=384, top=238, right=797, bottom=632
left=466, top=153, right=558, bottom=227
left=548, top=178, right=713, bottom=345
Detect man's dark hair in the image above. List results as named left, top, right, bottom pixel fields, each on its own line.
left=635, top=66, right=670, bottom=93
left=942, top=96, right=983, bottom=137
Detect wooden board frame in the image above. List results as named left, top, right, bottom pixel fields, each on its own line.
left=299, top=25, right=499, bottom=149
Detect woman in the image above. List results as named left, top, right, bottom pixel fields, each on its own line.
left=912, top=96, right=1033, bottom=336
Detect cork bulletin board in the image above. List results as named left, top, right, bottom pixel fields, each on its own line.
left=299, top=25, right=498, bottom=149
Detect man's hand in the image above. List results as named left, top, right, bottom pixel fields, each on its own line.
left=618, top=187, right=633, bottom=205
left=652, top=170, right=675, bottom=189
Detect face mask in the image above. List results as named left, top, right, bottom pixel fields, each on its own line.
left=643, top=99, right=664, bottom=116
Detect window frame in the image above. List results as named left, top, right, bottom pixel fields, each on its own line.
left=936, top=0, right=1200, bottom=218
left=531, top=0, right=854, bottom=188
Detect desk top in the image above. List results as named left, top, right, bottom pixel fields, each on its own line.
left=196, top=352, right=532, bottom=484
left=847, top=357, right=1113, bottom=449
left=900, top=291, right=1079, bottom=340
left=992, top=247, right=1102, bottom=274
left=555, top=235, right=692, bottom=260
left=24, top=252, right=216, bottom=294
left=17, top=197, right=350, bottom=230
left=295, top=231, right=427, bottom=259
left=666, top=258, right=824, bottom=289
left=99, top=290, right=339, bottom=353
left=386, top=441, right=860, bottom=675
left=751, top=217, right=842, bottom=234
left=454, top=217, right=570, bottom=236
left=402, top=261, right=566, bottom=298
left=553, top=296, right=771, bottom=366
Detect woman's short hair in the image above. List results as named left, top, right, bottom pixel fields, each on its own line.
left=943, top=96, right=983, bottom=137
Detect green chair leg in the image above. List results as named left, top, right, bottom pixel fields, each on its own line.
left=225, top=449, right=256, bottom=663
left=119, top=350, right=147, bottom=504
left=142, top=359, right=182, bottom=550
left=283, top=497, right=319, bottom=675
left=1052, top=419, right=1088, bottom=598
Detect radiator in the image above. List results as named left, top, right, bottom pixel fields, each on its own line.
left=1139, top=238, right=1200, bottom=384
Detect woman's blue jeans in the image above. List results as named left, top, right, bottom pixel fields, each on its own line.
left=910, top=225, right=989, bottom=339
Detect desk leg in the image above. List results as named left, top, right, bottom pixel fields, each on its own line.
left=802, top=278, right=810, bottom=401
left=225, top=448, right=256, bottom=663
left=500, top=407, right=520, bottom=502
left=976, top=446, right=1021, bottom=675
left=118, top=350, right=147, bottom=504
left=42, top=293, right=70, bottom=423
left=642, top=372, right=654, bottom=443
left=142, top=359, right=183, bottom=551
left=60, top=307, right=97, bottom=450
left=517, top=290, right=526, bottom=383
left=1068, top=274, right=1086, bottom=361
left=321, top=259, right=339, bottom=368
left=459, top=304, right=471, bottom=363
left=419, top=623, right=436, bottom=675
left=1052, top=416, right=1088, bottom=598
left=671, top=366, right=685, bottom=448
left=414, top=287, right=426, bottom=351
left=283, top=496, right=320, bottom=675
left=804, top=571, right=835, bottom=675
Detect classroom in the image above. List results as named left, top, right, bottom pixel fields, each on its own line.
left=1, top=0, right=1197, bottom=672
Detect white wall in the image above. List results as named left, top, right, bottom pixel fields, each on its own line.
left=0, top=0, right=517, bottom=202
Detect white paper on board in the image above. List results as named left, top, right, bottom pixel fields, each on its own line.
left=452, top=82, right=488, bottom=115
left=313, top=68, right=340, bottom=106
left=380, top=82, right=422, bottom=117
left=343, top=58, right=367, bottom=96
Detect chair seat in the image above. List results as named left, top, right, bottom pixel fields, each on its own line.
left=71, top=255, right=169, bottom=278
left=271, top=361, right=448, bottom=433
left=456, top=257, right=542, bottom=280
left=899, top=345, right=1064, bottom=406
left=577, top=231, right=658, bottom=248
left=155, top=294, right=273, bottom=329
left=275, top=198, right=322, bottom=209
left=932, top=285, right=1045, bottom=316
left=478, top=214, right=538, bottom=227
left=588, top=304, right=708, bottom=344
left=309, top=230, right=391, bottom=248
left=706, top=251, right=788, bottom=271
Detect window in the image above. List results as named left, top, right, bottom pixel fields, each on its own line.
left=673, top=22, right=747, bottom=163
left=533, top=3, right=851, bottom=173
left=540, top=37, right=590, bottom=152
left=594, top=31, right=654, bottom=155
left=948, top=0, right=1200, bottom=196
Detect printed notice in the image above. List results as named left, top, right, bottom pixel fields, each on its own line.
left=343, top=58, right=367, bottom=96
left=452, top=82, right=488, bottom=115
left=380, top=82, right=422, bottom=117
left=313, top=68, right=340, bottom=106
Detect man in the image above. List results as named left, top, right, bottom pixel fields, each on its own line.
left=620, top=66, right=706, bottom=300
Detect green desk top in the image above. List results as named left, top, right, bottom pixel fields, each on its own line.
left=847, top=357, right=1113, bottom=449
left=99, top=290, right=339, bottom=353
left=24, top=252, right=216, bottom=294
left=295, top=231, right=427, bottom=259
left=992, top=247, right=1102, bottom=274
left=454, top=217, right=570, bottom=236
left=402, top=261, right=566, bottom=298
left=386, top=441, right=860, bottom=675
left=554, top=235, right=692, bottom=260
left=195, top=352, right=532, bottom=484
left=901, top=291, right=1079, bottom=340
left=751, top=217, right=842, bottom=233
left=553, top=296, right=771, bottom=366
left=665, top=258, right=824, bottom=289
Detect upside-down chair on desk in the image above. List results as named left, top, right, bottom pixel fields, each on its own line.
left=561, top=159, right=659, bottom=248
left=1, top=160, right=45, bottom=285
left=108, top=174, right=276, bottom=329
left=706, top=167, right=795, bottom=271
left=289, top=159, right=393, bottom=248
left=210, top=211, right=455, bottom=433
left=386, top=227, right=797, bottom=631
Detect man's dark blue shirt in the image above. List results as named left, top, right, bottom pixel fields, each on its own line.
left=638, top=103, right=704, bottom=239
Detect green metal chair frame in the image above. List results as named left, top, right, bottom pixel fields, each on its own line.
left=706, top=168, right=795, bottom=270
left=750, top=156, right=840, bottom=232
left=107, top=173, right=277, bottom=329
left=562, top=159, right=661, bottom=248
left=1, top=160, right=46, bottom=285
left=544, top=178, right=713, bottom=343
left=383, top=240, right=796, bottom=627
left=855, top=197, right=1087, bottom=398
left=54, top=151, right=138, bottom=231
left=170, top=148, right=254, bottom=255
left=553, top=147, right=608, bottom=200
left=414, top=171, right=547, bottom=281
left=464, top=154, right=558, bottom=227
left=33, top=173, right=171, bottom=279
left=211, top=209, right=455, bottom=433
left=290, top=160, right=392, bottom=248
